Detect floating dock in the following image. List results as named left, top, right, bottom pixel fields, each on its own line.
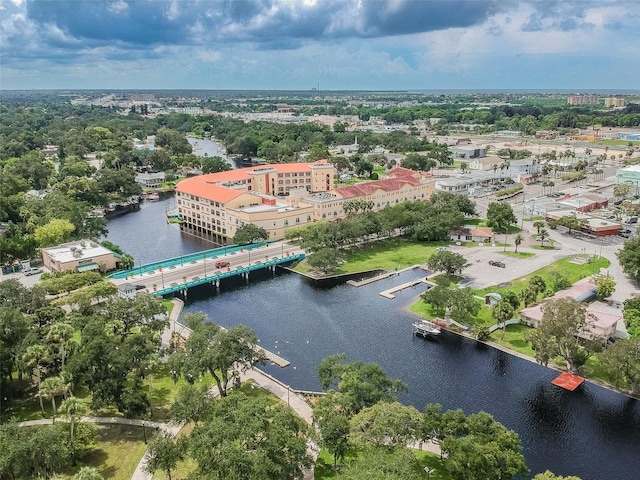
left=413, top=320, right=441, bottom=337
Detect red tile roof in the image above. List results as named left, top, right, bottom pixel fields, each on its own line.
left=334, top=177, right=421, bottom=199
left=176, top=160, right=330, bottom=203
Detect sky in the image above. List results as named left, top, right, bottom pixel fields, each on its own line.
left=1, top=0, right=639, bottom=91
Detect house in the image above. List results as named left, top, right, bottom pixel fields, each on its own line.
left=450, top=226, right=493, bottom=243
left=42, top=240, right=121, bottom=273
left=519, top=277, right=620, bottom=344
left=118, top=283, right=137, bottom=299
left=135, top=172, right=166, bottom=189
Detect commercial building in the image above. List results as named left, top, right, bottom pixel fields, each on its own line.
left=42, top=240, right=121, bottom=273
left=435, top=171, right=509, bottom=196
left=567, top=94, right=599, bottom=105
left=615, top=165, right=640, bottom=190
left=175, top=163, right=434, bottom=243
left=604, top=97, right=626, bottom=108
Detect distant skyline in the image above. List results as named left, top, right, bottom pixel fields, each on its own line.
left=1, top=0, right=639, bottom=91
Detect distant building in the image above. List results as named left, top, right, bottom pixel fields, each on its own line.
left=567, top=94, right=599, bottom=105
left=42, top=240, right=120, bottom=273
left=135, top=172, right=166, bottom=189
left=450, top=145, right=486, bottom=160
left=450, top=226, right=493, bottom=243
left=435, top=171, right=509, bottom=195
left=615, top=165, right=640, bottom=190
left=604, top=97, right=626, bottom=108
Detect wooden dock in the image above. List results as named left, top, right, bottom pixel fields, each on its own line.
left=379, top=278, right=429, bottom=299
left=413, top=320, right=441, bottom=337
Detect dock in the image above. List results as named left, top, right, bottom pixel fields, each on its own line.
left=379, top=277, right=429, bottom=299
left=413, top=319, right=441, bottom=337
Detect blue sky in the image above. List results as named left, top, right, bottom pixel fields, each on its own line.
left=1, top=0, right=639, bottom=91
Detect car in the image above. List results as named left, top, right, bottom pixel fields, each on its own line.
left=618, top=230, right=631, bottom=238
left=23, top=267, right=42, bottom=276
left=215, top=261, right=230, bottom=268
left=488, top=260, right=506, bottom=268
left=626, top=216, right=638, bottom=224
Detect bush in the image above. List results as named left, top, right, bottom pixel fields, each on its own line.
left=474, top=325, right=491, bottom=341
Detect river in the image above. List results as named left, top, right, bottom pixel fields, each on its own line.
left=106, top=196, right=640, bottom=480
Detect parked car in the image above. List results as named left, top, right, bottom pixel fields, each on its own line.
left=215, top=261, right=231, bottom=268
left=626, top=216, right=638, bottom=224
left=488, top=260, right=506, bottom=268
left=618, top=229, right=632, bottom=238
left=23, top=267, right=42, bottom=276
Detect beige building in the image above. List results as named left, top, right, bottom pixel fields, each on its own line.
left=42, top=240, right=120, bottom=273
left=604, top=97, right=626, bottom=108
left=175, top=163, right=434, bottom=243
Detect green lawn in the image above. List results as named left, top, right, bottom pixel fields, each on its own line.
left=314, top=447, right=450, bottom=480
left=62, top=424, right=149, bottom=480
left=295, top=239, right=449, bottom=275
left=499, top=251, right=535, bottom=258
left=488, top=324, right=536, bottom=357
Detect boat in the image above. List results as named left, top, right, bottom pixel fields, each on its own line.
left=412, top=320, right=441, bottom=337
left=145, top=192, right=160, bottom=201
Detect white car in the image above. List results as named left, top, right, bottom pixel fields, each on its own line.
left=23, top=268, right=43, bottom=276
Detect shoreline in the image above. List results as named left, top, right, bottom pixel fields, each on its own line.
left=402, top=292, right=640, bottom=401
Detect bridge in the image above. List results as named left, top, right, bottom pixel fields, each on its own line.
left=109, top=241, right=305, bottom=296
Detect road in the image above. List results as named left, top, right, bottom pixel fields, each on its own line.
left=111, top=240, right=303, bottom=292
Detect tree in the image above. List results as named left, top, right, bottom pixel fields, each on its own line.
left=350, top=401, right=422, bottom=448
left=617, top=236, right=640, bottom=283
left=201, top=156, right=232, bottom=174
left=307, top=247, right=344, bottom=274
left=514, top=233, right=523, bottom=253
left=492, top=300, right=515, bottom=340
left=46, top=321, right=74, bottom=370
left=60, top=396, right=86, bottom=447
left=533, top=221, right=545, bottom=235
left=486, top=202, right=516, bottom=233
left=427, top=250, right=470, bottom=276
left=145, top=431, right=187, bottom=480
left=532, top=471, right=581, bottom=480
left=519, top=287, right=538, bottom=307
left=34, top=218, right=75, bottom=247
left=528, top=275, right=547, bottom=298
left=233, top=223, right=268, bottom=245
left=421, top=286, right=480, bottom=324
left=169, top=383, right=212, bottom=424
left=317, top=354, right=407, bottom=415
left=75, top=467, right=103, bottom=480
left=527, top=298, right=599, bottom=373
left=599, top=337, right=640, bottom=394
left=402, top=153, right=436, bottom=172
left=614, top=183, right=632, bottom=199
left=593, top=274, right=616, bottom=300
left=336, top=445, right=425, bottom=480
left=177, top=319, right=265, bottom=397
left=313, top=392, right=351, bottom=468
left=537, top=228, right=551, bottom=247
left=41, top=375, right=65, bottom=423
left=23, top=344, right=49, bottom=416
left=189, top=392, right=312, bottom=480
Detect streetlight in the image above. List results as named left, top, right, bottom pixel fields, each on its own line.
left=161, top=270, right=165, bottom=289
left=203, top=255, right=207, bottom=277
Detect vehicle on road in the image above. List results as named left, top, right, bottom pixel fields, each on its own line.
left=618, top=229, right=632, bottom=238
left=626, top=216, right=638, bottom=224
left=488, top=260, right=506, bottom=268
left=23, top=267, right=42, bottom=276
left=215, top=261, right=231, bottom=268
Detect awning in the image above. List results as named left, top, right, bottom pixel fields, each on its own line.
left=77, top=262, right=100, bottom=272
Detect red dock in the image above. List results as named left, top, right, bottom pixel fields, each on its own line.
left=551, top=372, right=585, bottom=391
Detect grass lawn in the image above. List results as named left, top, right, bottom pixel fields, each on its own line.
left=488, top=324, right=536, bottom=357
left=163, top=299, right=174, bottom=316
left=295, top=239, right=448, bottom=275
left=62, top=424, right=149, bottom=480
left=499, top=251, right=536, bottom=258
left=314, top=447, right=450, bottom=480
left=532, top=245, right=556, bottom=250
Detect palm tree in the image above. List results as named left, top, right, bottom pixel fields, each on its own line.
left=533, top=221, right=545, bottom=235
left=492, top=300, right=515, bottom=340
left=538, top=228, right=550, bottom=247
left=61, top=396, right=86, bottom=446
left=519, top=287, right=538, bottom=307
left=23, top=344, right=49, bottom=416
left=514, top=233, right=523, bottom=253
left=47, top=321, right=74, bottom=370
left=41, top=375, right=65, bottom=423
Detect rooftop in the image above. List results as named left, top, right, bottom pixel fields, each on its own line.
left=42, top=240, right=115, bottom=264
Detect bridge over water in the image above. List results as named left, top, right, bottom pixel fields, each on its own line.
left=108, top=241, right=305, bottom=296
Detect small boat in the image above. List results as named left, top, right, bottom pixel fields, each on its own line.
left=145, top=192, right=160, bottom=201
left=413, top=320, right=441, bottom=337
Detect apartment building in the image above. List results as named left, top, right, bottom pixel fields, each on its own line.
left=175, top=163, right=434, bottom=243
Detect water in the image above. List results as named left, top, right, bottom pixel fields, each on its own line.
left=106, top=205, right=640, bottom=480
left=186, top=137, right=238, bottom=168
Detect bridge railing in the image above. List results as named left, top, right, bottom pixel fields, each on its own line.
left=109, top=242, right=270, bottom=279
left=151, top=253, right=305, bottom=296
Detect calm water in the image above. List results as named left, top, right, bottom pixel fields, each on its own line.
left=106, top=202, right=640, bottom=480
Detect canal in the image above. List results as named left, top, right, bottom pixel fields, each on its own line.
left=106, top=196, right=640, bottom=480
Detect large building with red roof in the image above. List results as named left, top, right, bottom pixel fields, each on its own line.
left=175, top=162, right=434, bottom=243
